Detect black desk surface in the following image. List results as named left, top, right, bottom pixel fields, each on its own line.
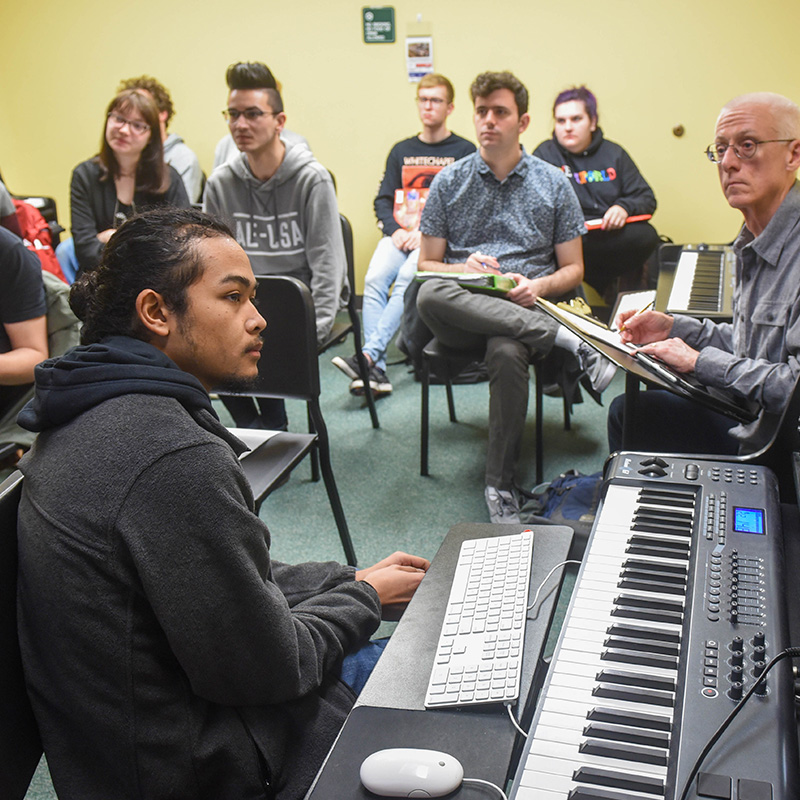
left=306, top=522, right=574, bottom=799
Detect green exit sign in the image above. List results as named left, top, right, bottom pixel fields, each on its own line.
left=363, top=7, right=395, bottom=43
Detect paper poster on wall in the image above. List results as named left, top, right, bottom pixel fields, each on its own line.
left=406, top=35, right=433, bottom=82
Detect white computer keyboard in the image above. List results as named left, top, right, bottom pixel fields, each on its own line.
left=424, top=530, right=534, bottom=709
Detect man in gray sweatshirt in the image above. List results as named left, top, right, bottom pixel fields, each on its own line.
left=204, top=61, right=345, bottom=429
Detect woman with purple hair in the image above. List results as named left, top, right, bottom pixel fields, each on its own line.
left=533, top=86, right=659, bottom=298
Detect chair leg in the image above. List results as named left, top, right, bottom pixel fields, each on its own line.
left=445, top=378, right=457, bottom=423
left=350, top=307, right=380, bottom=429
left=535, top=364, right=544, bottom=486
left=421, top=354, right=430, bottom=476
left=310, top=404, right=357, bottom=566
left=307, top=406, right=320, bottom=482
left=562, top=395, right=571, bottom=431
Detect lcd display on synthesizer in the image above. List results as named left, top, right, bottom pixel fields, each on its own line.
left=733, top=506, right=766, bottom=534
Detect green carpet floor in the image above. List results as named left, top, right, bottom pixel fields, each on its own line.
left=22, top=334, right=620, bottom=799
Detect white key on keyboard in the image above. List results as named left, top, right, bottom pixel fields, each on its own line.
left=424, top=530, right=534, bottom=709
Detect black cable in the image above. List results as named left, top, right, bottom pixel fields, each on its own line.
left=678, top=646, right=800, bottom=800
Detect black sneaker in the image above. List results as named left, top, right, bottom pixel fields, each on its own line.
left=350, top=366, right=393, bottom=397
left=332, top=353, right=361, bottom=381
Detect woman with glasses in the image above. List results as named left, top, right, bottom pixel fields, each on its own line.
left=533, top=85, right=659, bottom=300
left=63, top=89, right=190, bottom=277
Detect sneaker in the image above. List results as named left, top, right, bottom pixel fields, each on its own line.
left=576, top=342, right=617, bottom=403
left=350, top=366, right=393, bottom=398
left=485, top=486, right=521, bottom=524
left=332, top=353, right=362, bottom=381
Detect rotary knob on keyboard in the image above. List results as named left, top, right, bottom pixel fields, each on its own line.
left=753, top=630, right=766, bottom=648
left=753, top=660, right=768, bottom=696
left=752, top=645, right=766, bottom=662
left=729, top=665, right=744, bottom=683
left=731, top=636, right=743, bottom=653
left=729, top=681, right=744, bottom=701
left=731, top=651, right=743, bottom=668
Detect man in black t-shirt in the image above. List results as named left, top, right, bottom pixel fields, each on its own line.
left=0, top=226, right=48, bottom=453
left=332, top=73, right=475, bottom=397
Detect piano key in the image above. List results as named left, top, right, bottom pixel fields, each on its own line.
left=595, top=668, right=676, bottom=692
left=582, top=721, right=670, bottom=750
left=578, top=739, right=668, bottom=766
left=573, top=765, right=666, bottom=794
left=541, top=690, right=676, bottom=726
left=592, top=682, right=674, bottom=708
left=524, top=739, right=667, bottom=777
left=586, top=705, right=672, bottom=731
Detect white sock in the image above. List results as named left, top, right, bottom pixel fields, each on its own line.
left=553, top=327, right=582, bottom=355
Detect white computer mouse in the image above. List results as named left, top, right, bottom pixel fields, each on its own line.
left=360, top=747, right=464, bottom=797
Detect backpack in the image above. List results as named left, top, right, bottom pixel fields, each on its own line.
left=12, top=199, right=67, bottom=283
left=520, top=469, right=604, bottom=559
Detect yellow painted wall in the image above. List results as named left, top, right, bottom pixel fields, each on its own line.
left=1, top=0, right=798, bottom=289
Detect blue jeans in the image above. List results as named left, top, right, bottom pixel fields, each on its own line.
left=55, top=238, right=78, bottom=283
left=338, top=637, right=389, bottom=695
left=362, top=237, right=419, bottom=371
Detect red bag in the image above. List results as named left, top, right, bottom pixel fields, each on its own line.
left=12, top=198, right=67, bottom=283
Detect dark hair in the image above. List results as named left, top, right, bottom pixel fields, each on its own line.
left=70, top=208, right=235, bottom=345
left=118, top=75, right=174, bottom=127
left=417, top=73, right=455, bottom=104
left=470, top=71, right=528, bottom=116
left=226, top=61, right=278, bottom=91
left=98, top=89, right=167, bottom=194
left=553, top=85, right=598, bottom=123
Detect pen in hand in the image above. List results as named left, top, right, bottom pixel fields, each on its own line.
left=619, top=299, right=655, bottom=333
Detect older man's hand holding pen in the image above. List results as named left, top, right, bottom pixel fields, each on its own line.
left=615, top=307, right=700, bottom=374
left=616, top=306, right=673, bottom=343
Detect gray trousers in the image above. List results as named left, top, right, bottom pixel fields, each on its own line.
left=417, top=278, right=559, bottom=489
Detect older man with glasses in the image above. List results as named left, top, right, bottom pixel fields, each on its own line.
left=607, top=92, right=800, bottom=455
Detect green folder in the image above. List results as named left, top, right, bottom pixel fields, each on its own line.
left=414, top=271, right=516, bottom=296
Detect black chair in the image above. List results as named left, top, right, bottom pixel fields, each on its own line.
left=0, top=170, right=63, bottom=246
left=0, top=471, right=43, bottom=799
left=224, top=276, right=357, bottom=566
left=621, top=373, right=800, bottom=503
left=420, top=339, right=572, bottom=485
left=317, top=215, right=378, bottom=430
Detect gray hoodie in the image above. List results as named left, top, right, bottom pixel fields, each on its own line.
left=204, top=143, right=346, bottom=343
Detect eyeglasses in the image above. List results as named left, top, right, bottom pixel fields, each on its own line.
left=222, top=108, right=277, bottom=123
left=417, top=96, right=446, bottom=106
left=705, top=138, right=794, bottom=163
left=107, top=112, right=150, bottom=136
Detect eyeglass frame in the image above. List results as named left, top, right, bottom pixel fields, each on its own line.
left=107, top=112, right=150, bottom=136
left=705, top=138, right=795, bottom=163
left=222, top=108, right=278, bottom=123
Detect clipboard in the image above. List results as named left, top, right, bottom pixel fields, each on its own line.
left=536, top=297, right=757, bottom=425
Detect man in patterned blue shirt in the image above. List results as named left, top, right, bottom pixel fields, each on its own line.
left=417, top=71, right=616, bottom=523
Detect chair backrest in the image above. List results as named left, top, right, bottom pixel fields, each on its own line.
left=739, top=373, right=800, bottom=501
left=340, top=213, right=356, bottom=298
left=234, top=275, right=320, bottom=402
left=0, top=472, right=43, bottom=799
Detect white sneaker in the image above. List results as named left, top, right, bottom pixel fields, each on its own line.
left=577, top=342, right=617, bottom=402
left=485, top=486, right=521, bottom=524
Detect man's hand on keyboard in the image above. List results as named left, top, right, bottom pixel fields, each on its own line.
left=356, top=552, right=430, bottom=617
